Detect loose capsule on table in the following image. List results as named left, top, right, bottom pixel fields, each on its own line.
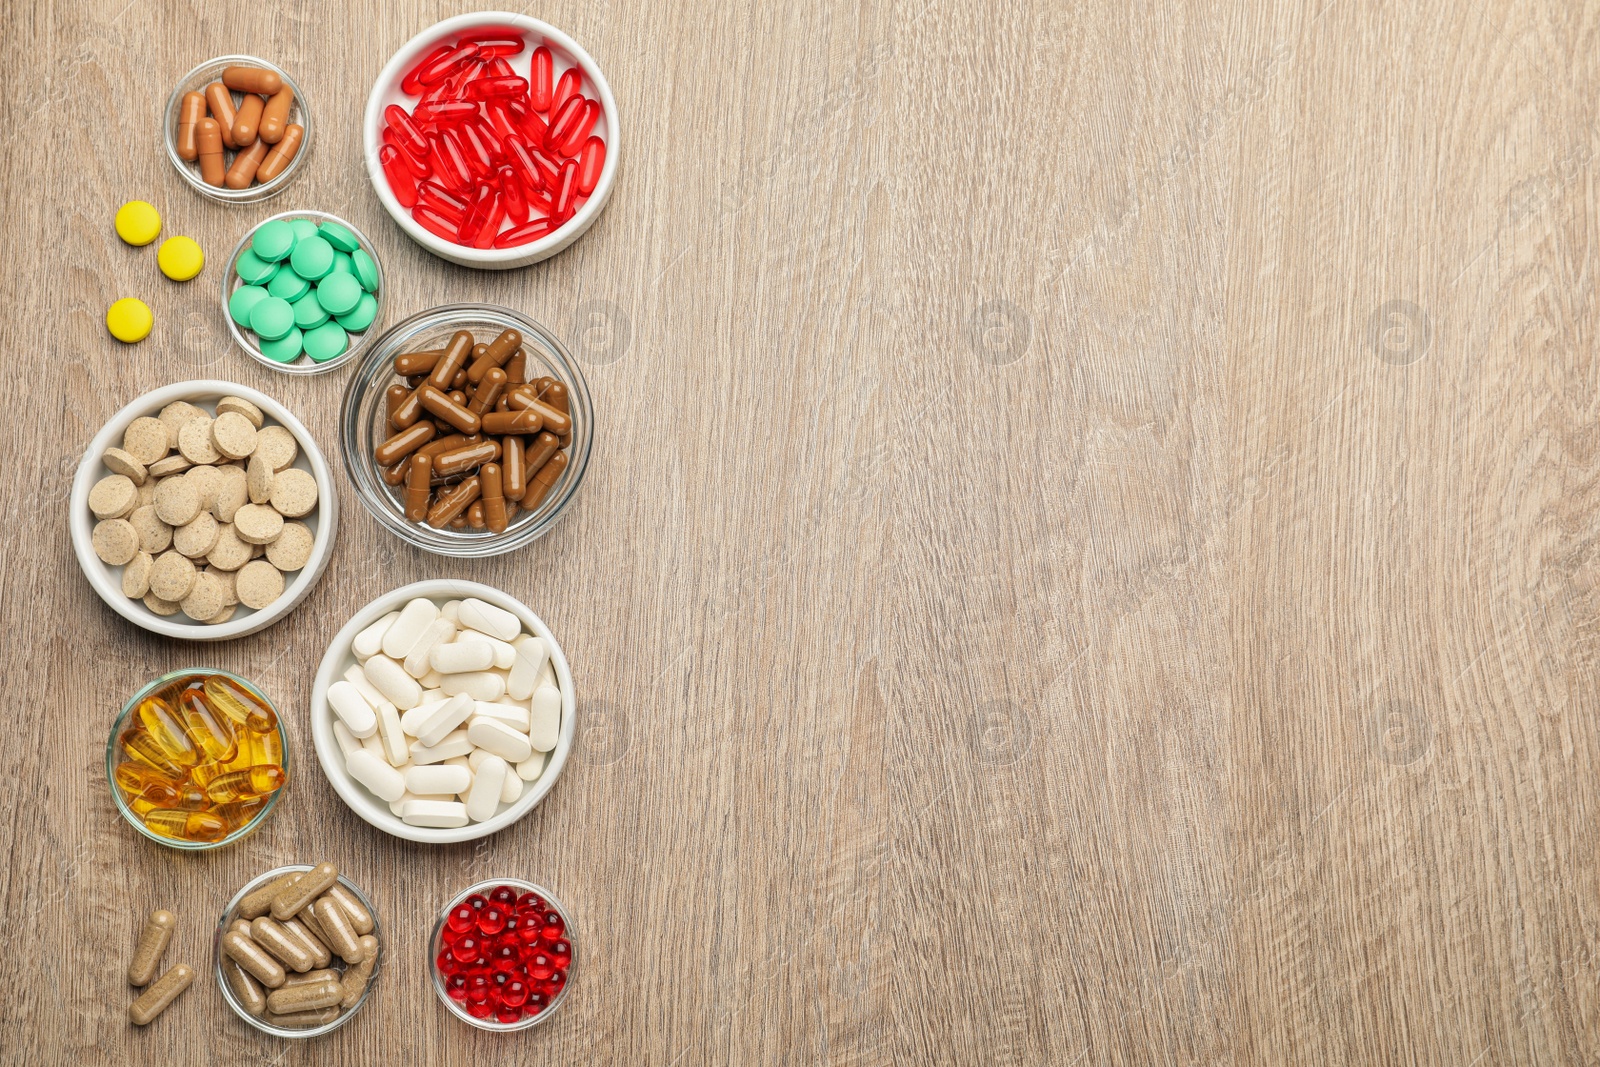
left=128, top=963, right=195, bottom=1025
left=127, top=909, right=176, bottom=986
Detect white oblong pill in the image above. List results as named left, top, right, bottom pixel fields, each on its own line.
left=332, top=720, right=361, bottom=759
left=363, top=654, right=422, bottom=710
left=327, top=681, right=377, bottom=738
left=406, top=763, right=472, bottom=795
left=479, top=635, right=517, bottom=669
left=401, top=799, right=469, bottom=827
left=507, top=635, right=548, bottom=700
left=390, top=791, right=453, bottom=816
left=382, top=597, right=440, bottom=659
left=404, top=618, right=457, bottom=679
left=466, top=717, right=533, bottom=763
left=375, top=701, right=408, bottom=765
left=465, top=755, right=508, bottom=822
left=472, top=702, right=530, bottom=730
left=361, top=731, right=387, bottom=758
left=535, top=660, right=556, bottom=689
left=440, top=600, right=461, bottom=622
left=416, top=693, right=476, bottom=748
left=409, top=729, right=472, bottom=765
left=500, top=770, right=523, bottom=804
left=431, top=639, right=494, bottom=675
left=529, top=684, right=560, bottom=752
left=458, top=598, right=520, bottom=641
left=517, top=751, right=545, bottom=781
left=342, top=663, right=388, bottom=709
left=352, top=611, right=399, bottom=661
left=347, top=749, right=406, bottom=801
left=419, top=669, right=443, bottom=689
left=400, top=696, right=447, bottom=737
left=440, top=670, right=505, bottom=701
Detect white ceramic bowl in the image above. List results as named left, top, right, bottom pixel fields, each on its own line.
left=310, top=580, right=576, bottom=843
left=71, top=380, right=338, bottom=641
left=362, top=12, right=620, bottom=269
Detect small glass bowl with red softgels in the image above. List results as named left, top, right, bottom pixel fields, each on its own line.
left=429, top=878, right=576, bottom=1030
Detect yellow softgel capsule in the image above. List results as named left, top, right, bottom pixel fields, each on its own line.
left=158, top=236, right=204, bottom=281
left=115, top=200, right=162, bottom=245
left=107, top=298, right=153, bottom=343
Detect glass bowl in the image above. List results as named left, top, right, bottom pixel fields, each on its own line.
left=106, top=669, right=290, bottom=850
left=340, top=304, right=594, bottom=556
left=215, top=864, right=382, bottom=1037
left=164, top=55, right=313, bottom=204
left=428, top=878, right=576, bottom=1030
left=222, top=210, right=387, bottom=375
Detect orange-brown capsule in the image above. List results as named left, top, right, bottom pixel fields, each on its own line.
left=232, top=93, right=264, bottom=146
left=225, top=139, right=269, bottom=189
left=394, top=349, right=443, bottom=376
left=419, top=385, right=481, bottom=435
left=256, top=123, right=304, bottom=183
left=449, top=513, right=468, bottom=529
left=204, top=82, right=239, bottom=149
left=543, top=380, right=570, bottom=414
left=448, top=389, right=469, bottom=409
left=468, top=368, right=507, bottom=415
left=524, top=451, right=569, bottom=508
left=507, top=387, right=572, bottom=436
left=381, top=458, right=409, bottom=486
left=501, top=436, right=526, bottom=500
left=405, top=454, right=433, bottom=520
left=223, top=65, right=283, bottom=95
left=481, top=409, right=542, bottom=435
left=480, top=462, right=508, bottom=533
left=433, top=439, right=499, bottom=477
left=390, top=384, right=426, bottom=429
left=427, top=475, right=481, bottom=527
left=374, top=421, right=436, bottom=466
left=450, top=368, right=468, bottom=390
left=427, top=330, right=475, bottom=390
left=504, top=349, right=528, bottom=384
left=467, top=500, right=486, bottom=528
left=521, top=432, right=560, bottom=480
left=259, top=86, right=294, bottom=143
left=176, top=92, right=205, bottom=161
left=467, top=328, right=522, bottom=383
left=417, top=433, right=470, bottom=461
left=197, top=119, right=226, bottom=187
left=384, top=383, right=411, bottom=425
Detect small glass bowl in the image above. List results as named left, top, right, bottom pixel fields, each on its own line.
left=222, top=210, right=387, bottom=375
left=428, top=878, right=577, bottom=1031
left=164, top=55, right=312, bottom=203
left=215, top=864, right=382, bottom=1038
left=106, top=669, right=290, bottom=851
left=340, top=304, right=594, bottom=556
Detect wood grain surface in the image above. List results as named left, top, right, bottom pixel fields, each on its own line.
left=2, top=0, right=1597, bottom=1063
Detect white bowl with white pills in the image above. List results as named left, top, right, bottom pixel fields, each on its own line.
left=309, top=580, right=575, bottom=843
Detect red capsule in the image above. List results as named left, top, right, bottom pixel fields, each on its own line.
left=527, top=184, right=556, bottom=217
left=417, top=180, right=467, bottom=223
left=402, top=44, right=453, bottom=95
left=540, top=969, right=566, bottom=996
left=474, top=195, right=506, bottom=248
left=544, top=94, right=586, bottom=154
left=492, top=217, right=556, bottom=248
left=413, top=204, right=461, bottom=241
left=486, top=101, right=520, bottom=141
left=473, top=118, right=505, bottom=161
left=418, top=43, right=480, bottom=86
left=552, top=158, right=579, bottom=218
left=468, top=75, right=528, bottom=100
left=458, top=122, right=495, bottom=179
left=383, top=127, right=432, bottom=177
left=498, top=166, right=529, bottom=223
left=551, top=67, right=582, bottom=115
left=518, top=107, right=549, bottom=148
left=436, top=949, right=460, bottom=976
left=465, top=973, right=492, bottom=1003
left=385, top=104, right=430, bottom=157
left=503, top=133, right=543, bottom=191
left=380, top=144, right=420, bottom=207
left=494, top=1005, right=522, bottom=1024
left=576, top=135, right=605, bottom=195
left=527, top=145, right=561, bottom=189
left=414, top=99, right=480, bottom=125
left=457, top=185, right=496, bottom=242
left=489, top=886, right=519, bottom=907
left=557, top=99, right=599, bottom=158
left=478, top=40, right=525, bottom=58
left=430, top=130, right=473, bottom=192
left=530, top=47, right=554, bottom=111
left=482, top=57, right=514, bottom=79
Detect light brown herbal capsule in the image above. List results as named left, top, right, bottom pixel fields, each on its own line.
left=468, top=367, right=507, bottom=415
left=240, top=872, right=300, bottom=919
left=311, top=894, right=364, bottom=964
left=266, top=976, right=343, bottom=1014
left=221, top=955, right=267, bottom=1016
left=281, top=966, right=341, bottom=988
left=271, top=861, right=338, bottom=920
left=467, top=328, right=522, bottom=383
left=340, top=934, right=380, bottom=1008
left=504, top=349, right=528, bottom=384
left=251, top=916, right=316, bottom=972
left=128, top=963, right=195, bottom=1025
left=419, top=385, right=481, bottom=434
left=128, top=908, right=176, bottom=986
left=506, top=388, right=572, bottom=436
left=266, top=1006, right=341, bottom=1027
left=281, top=917, right=332, bottom=968
left=222, top=929, right=287, bottom=988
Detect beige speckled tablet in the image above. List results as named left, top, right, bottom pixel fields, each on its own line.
left=265, top=521, right=314, bottom=571
left=147, top=454, right=192, bottom=477
left=185, top=464, right=221, bottom=510
left=212, top=465, right=249, bottom=522
left=149, top=550, right=197, bottom=602
left=153, top=477, right=201, bottom=526
left=254, top=425, right=298, bottom=471
left=158, top=401, right=207, bottom=449
left=135, top=480, right=157, bottom=509
left=181, top=571, right=228, bottom=621
left=129, top=505, right=172, bottom=554
left=216, top=396, right=265, bottom=428
left=233, top=503, right=284, bottom=545
left=122, top=417, right=171, bottom=465
left=203, top=604, right=238, bottom=625
left=206, top=524, right=252, bottom=570
left=143, top=591, right=181, bottom=616
left=269, top=469, right=318, bottom=517
left=173, top=512, right=221, bottom=558
left=211, top=412, right=258, bottom=460
left=178, top=417, right=222, bottom=464
left=89, top=474, right=138, bottom=519
left=121, top=550, right=154, bottom=598
left=205, top=565, right=239, bottom=605
left=91, top=519, right=139, bottom=565
left=102, top=448, right=147, bottom=485
left=247, top=453, right=275, bottom=504
left=236, top=560, right=284, bottom=610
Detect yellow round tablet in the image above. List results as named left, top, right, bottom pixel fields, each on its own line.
left=157, top=236, right=205, bottom=281
left=115, top=201, right=162, bottom=246
left=107, top=298, right=154, bottom=343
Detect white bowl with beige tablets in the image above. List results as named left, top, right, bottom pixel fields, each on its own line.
left=70, top=380, right=338, bottom=641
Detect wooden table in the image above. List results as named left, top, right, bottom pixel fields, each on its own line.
left=5, top=1, right=1596, bottom=1063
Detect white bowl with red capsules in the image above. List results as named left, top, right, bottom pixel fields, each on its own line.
left=363, top=13, right=619, bottom=269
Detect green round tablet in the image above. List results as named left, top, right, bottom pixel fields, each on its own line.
left=328, top=252, right=355, bottom=277
left=351, top=248, right=380, bottom=293
left=318, top=221, right=360, bottom=252
left=234, top=248, right=275, bottom=284
left=335, top=291, right=378, bottom=332
left=292, top=289, right=331, bottom=329
left=258, top=327, right=305, bottom=363
left=251, top=220, right=296, bottom=262
left=267, top=267, right=310, bottom=302
left=315, top=271, right=362, bottom=316
left=228, top=284, right=270, bottom=326
left=290, top=218, right=319, bottom=242
left=249, top=296, right=296, bottom=341
left=289, top=235, right=334, bottom=280
left=303, top=321, right=349, bottom=362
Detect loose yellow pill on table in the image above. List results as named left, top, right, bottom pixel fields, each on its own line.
left=158, top=236, right=205, bottom=281
left=115, top=201, right=162, bottom=246
left=107, top=298, right=154, bottom=343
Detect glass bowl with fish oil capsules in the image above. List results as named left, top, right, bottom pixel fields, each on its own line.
left=107, top=669, right=290, bottom=850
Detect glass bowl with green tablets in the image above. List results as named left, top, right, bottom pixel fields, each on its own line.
left=223, top=210, right=386, bottom=376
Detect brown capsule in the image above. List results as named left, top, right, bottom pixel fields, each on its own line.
left=506, top=387, right=572, bottom=436
left=394, top=349, right=443, bottom=376
left=468, top=368, right=507, bottom=415
left=375, top=421, right=436, bottom=465
left=501, top=436, right=526, bottom=500
left=203, top=83, right=238, bottom=149
left=433, top=439, right=499, bottom=477
left=222, top=929, right=287, bottom=988
left=281, top=917, right=332, bottom=968
left=504, top=349, right=528, bottom=384
left=271, top=861, right=338, bottom=920
left=481, top=462, right=508, bottom=533
left=281, top=966, right=341, bottom=988
left=381, top=457, right=410, bottom=486
left=266, top=976, right=342, bottom=1014
left=390, top=384, right=426, bottom=429
left=176, top=92, right=205, bottom=160
left=256, top=123, right=304, bottom=183
left=419, top=385, right=481, bottom=435
left=524, top=452, right=569, bottom=508
left=521, top=432, right=561, bottom=479
left=427, top=476, right=481, bottom=527
left=467, top=500, right=486, bottom=528
left=251, top=916, right=316, bottom=973
left=128, top=908, right=176, bottom=986
left=543, top=380, right=570, bottom=414
left=267, top=1005, right=341, bottom=1027
left=232, top=93, right=264, bottom=146
left=482, top=409, right=542, bottom=435
left=448, top=390, right=469, bottom=410
left=259, top=86, right=293, bottom=143
left=340, top=935, right=380, bottom=1008
left=496, top=394, right=512, bottom=411
left=224, top=138, right=269, bottom=189
left=197, top=118, right=226, bottom=187
left=467, top=328, right=522, bottom=383
left=427, top=330, right=475, bottom=390
left=417, top=433, right=470, bottom=460
left=384, top=383, right=411, bottom=425
left=128, top=963, right=195, bottom=1025
left=221, top=955, right=267, bottom=1016
left=223, top=65, right=283, bottom=95
left=450, top=368, right=468, bottom=390
left=449, top=513, right=468, bottom=529
left=311, top=895, right=364, bottom=964
left=405, top=454, right=433, bottom=521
